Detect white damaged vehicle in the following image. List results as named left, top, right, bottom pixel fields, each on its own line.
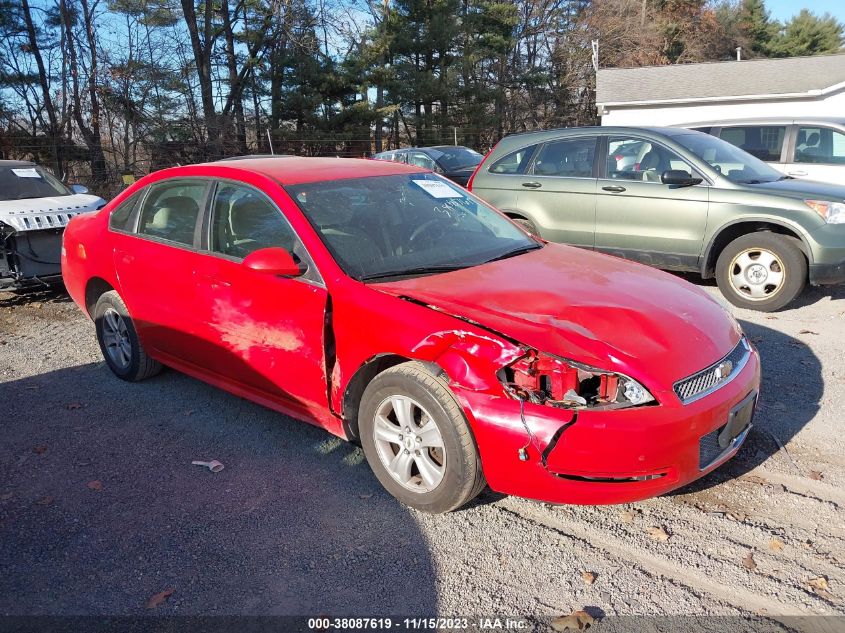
left=0, top=160, right=105, bottom=290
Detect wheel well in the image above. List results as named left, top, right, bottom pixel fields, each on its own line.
left=341, top=354, right=442, bottom=442
left=703, top=222, right=808, bottom=279
left=84, top=277, right=114, bottom=316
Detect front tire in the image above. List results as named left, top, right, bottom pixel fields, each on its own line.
left=359, top=362, right=485, bottom=513
left=715, top=232, right=807, bottom=312
left=511, top=216, right=539, bottom=236
left=94, top=290, right=163, bottom=381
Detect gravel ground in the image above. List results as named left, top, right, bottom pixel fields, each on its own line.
left=1, top=280, right=844, bottom=626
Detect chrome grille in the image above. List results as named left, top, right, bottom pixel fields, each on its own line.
left=674, top=338, right=750, bottom=404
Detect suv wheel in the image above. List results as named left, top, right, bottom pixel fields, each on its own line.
left=94, top=291, right=163, bottom=381
left=358, top=362, right=486, bottom=513
left=511, top=216, right=539, bottom=236
left=716, top=233, right=807, bottom=312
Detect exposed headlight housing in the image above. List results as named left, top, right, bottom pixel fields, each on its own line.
left=499, top=351, right=655, bottom=410
left=805, top=200, right=845, bottom=224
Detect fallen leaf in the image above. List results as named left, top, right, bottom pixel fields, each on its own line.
left=646, top=526, right=670, bottom=542
left=808, top=576, right=829, bottom=591
left=808, top=470, right=824, bottom=481
left=581, top=571, right=597, bottom=585
left=0, top=492, right=13, bottom=501
left=358, top=493, right=373, bottom=499
left=619, top=509, right=639, bottom=523
left=764, top=316, right=778, bottom=320
left=798, top=329, right=818, bottom=335
left=551, top=610, right=595, bottom=631
left=33, top=445, right=48, bottom=455
left=145, top=587, right=175, bottom=609
left=743, top=475, right=768, bottom=485
left=751, top=336, right=764, bottom=344
left=768, top=538, right=785, bottom=552
left=184, top=410, right=195, bottom=417
left=36, top=496, right=54, bottom=505
left=742, top=551, right=757, bottom=570
left=65, top=402, right=84, bottom=410
left=87, top=480, right=103, bottom=491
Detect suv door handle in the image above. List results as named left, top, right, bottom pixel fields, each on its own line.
left=788, top=170, right=807, bottom=176
left=602, top=185, right=627, bottom=193
left=521, top=181, right=542, bottom=189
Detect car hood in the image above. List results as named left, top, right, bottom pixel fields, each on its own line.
left=376, top=243, right=742, bottom=389
left=744, top=178, right=845, bottom=201
left=0, top=193, right=105, bottom=233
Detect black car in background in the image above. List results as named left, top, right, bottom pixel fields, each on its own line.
left=373, top=146, right=483, bottom=186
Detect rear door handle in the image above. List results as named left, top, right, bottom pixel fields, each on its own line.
left=788, top=170, right=807, bottom=176
left=602, top=185, right=627, bottom=193
left=521, top=181, right=542, bottom=189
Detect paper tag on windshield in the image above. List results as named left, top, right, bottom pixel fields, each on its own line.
left=11, top=168, right=41, bottom=179
left=411, top=179, right=462, bottom=199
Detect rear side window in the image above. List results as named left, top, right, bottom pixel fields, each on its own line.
left=137, top=180, right=207, bottom=246
left=719, top=126, right=785, bottom=162
left=108, top=192, right=141, bottom=232
left=489, top=145, right=538, bottom=174
left=532, top=137, right=596, bottom=177
left=795, top=126, right=845, bottom=165
left=691, top=127, right=712, bottom=135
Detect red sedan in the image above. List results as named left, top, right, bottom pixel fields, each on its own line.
left=61, top=157, right=761, bottom=512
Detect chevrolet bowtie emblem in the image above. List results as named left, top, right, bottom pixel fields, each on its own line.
left=714, top=360, right=733, bottom=380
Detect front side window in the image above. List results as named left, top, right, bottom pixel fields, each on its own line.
left=408, top=152, right=437, bottom=170
left=428, top=147, right=483, bottom=171
left=489, top=145, right=537, bottom=175
left=137, top=180, right=207, bottom=246
left=795, top=127, right=845, bottom=165
left=606, top=137, right=693, bottom=182
left=670, top=132, right=784, bottom=184
left=0, top=165, right=71, bottom=201
left=286, top=173, right=539, bottom=281
left=719, top=126, right=785, bottom=162
left=531, top=137, right=596, bottom=178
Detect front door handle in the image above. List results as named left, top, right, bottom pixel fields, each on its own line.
left=602, top=185, right=627, bottom=193
left=521, top=181, right=542, bottom=189
left=788, top=170, right=807, bottom=176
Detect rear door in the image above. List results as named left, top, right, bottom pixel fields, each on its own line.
left=516, top=135, right=598, bottom=248
left=595, top=135, right=709, bottom=270
left=717, top=125, right=788, bottom=171
left=112, top=178, right=210, bottom=361
left=783, top=125, right=845, bottom=184
left=469, top=143, right=539, bottom=218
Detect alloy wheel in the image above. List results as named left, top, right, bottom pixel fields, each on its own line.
left=102, top=308, right=132, bottom=370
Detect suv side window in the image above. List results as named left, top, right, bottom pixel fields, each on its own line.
left=606, top=137, right=694, bottom=183
left=795, top=126, right=845, bottom=165
left=719, top=126, right=785, bottom=162
left=531, top=137, right=596, bottom=177
left=408, top=152, right=437, bottom=170
left=137, top=180, right=207, bottom=246
left=209, top=182, right=321, bottom=283
left=489, top=145, right=537, bottom=174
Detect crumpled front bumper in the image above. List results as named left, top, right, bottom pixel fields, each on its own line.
left=453, top=346, right=761, bottom=505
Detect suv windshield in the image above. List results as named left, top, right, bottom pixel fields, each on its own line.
left=0, top=165, right=72, bottom=200
left=287, top=173, right=539, bottom=281
left=671, top=132, right=784, bottom=184
left=429, top=147, right=483, bottom=171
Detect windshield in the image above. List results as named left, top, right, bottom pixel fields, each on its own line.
left=671, top=132, right=785, bottom=184
left=429, top=147, right=483, bottom=171
left=0, top=165, right=71, bottom=200
left=286, top=173, right=539, bottom=281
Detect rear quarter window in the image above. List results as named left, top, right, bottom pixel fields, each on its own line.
left=489, top=145, right=538, bottom=174
left=108, top=192, right=142, bottom=232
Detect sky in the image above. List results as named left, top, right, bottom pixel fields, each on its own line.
left=765, top=0, right=845, bottom=23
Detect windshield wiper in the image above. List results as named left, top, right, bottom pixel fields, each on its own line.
left=481, top=243, right=542, bottom=264
left=360, top=264, right=466, bottom=282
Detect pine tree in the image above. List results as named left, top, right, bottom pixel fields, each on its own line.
left=738, top=0, right=777, bottom=56
left=769, top=9, right=844, bottom=58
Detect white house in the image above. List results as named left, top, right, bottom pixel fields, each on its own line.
left=596, top=53, right=845, bottom=126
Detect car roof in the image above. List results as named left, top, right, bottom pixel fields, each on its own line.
left=0, top=160, right=36, bottom=168
left=191, top=156, right=427, bottom=185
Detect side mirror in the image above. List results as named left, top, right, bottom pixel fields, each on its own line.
left=661, top=170, right=703, bottom=187
left=242, top=247, right=302, bottom=277
left=70, top=184, right=89, bottom=194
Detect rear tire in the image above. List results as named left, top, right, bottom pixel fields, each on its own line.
left=94, top=290, right=162, bottom=381
left=715, top=232, right=806, bottom=312
left=511, top=216, right=539, bottom=236
left=359, top=362, right=485, bottom=513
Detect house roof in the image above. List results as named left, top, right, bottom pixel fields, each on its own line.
left=596, top=53, right=845, bottom=106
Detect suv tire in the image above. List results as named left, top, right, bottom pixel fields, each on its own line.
left=716, top=232, right=807, bottom=312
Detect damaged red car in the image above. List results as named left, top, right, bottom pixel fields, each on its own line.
left=62, top=157, right=761, bottom=512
